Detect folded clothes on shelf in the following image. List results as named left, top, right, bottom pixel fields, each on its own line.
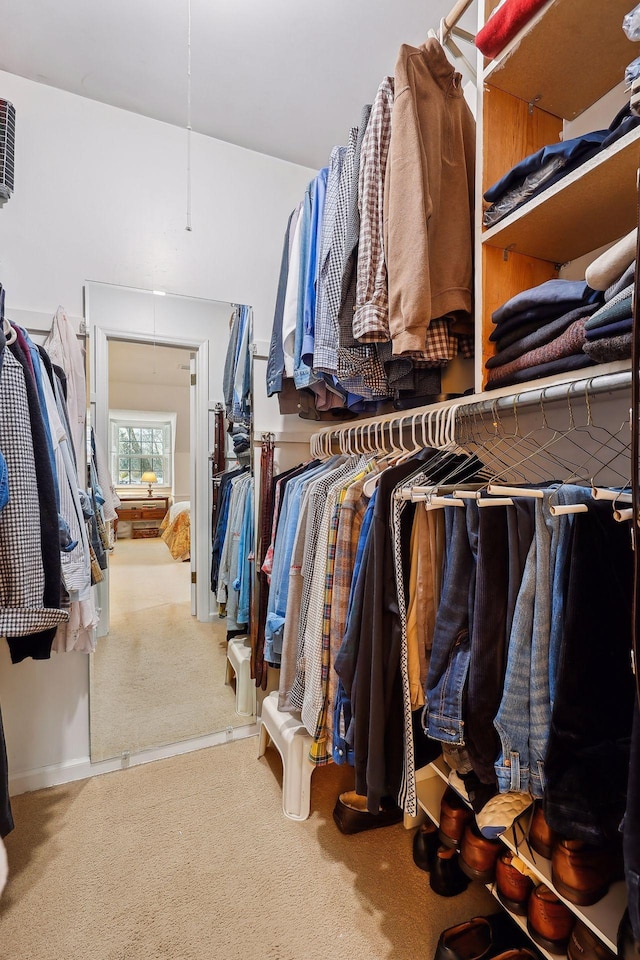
left=585, top=229, right=637, bottom=291
left=492, top=319, right=555, bottom=351
left=583, top=284, right=633, bottom=332
left=486, top=303, right=600, bottom=369
left=584, top=315, right=633, bottom=342
left=490, top=310, right=565, bottom=345
left=583, top=333, right=632, bottom=364
left=485, top=353, right=595, bottom=391
left=492, top=279, right=600, bottom=327
left=486, top=318, right=589, bottom=388
left=605, top=261, right=635, bottom=301
left=474, top=0, right=548, bottom=60
left=483, top=104, right=640, bottom=227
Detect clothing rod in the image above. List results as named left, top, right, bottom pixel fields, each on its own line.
left=441, top=0, right=475, bottom=39
left=465, top=369, right=632, bottom=415
left=309, top=368, right=632, bottom=449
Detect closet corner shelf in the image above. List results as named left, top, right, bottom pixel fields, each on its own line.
left=481, top=128, right=640, bottom=263
left=483, top=0, right=637, bottom=121
left=423, top=758, right=625, bottom=954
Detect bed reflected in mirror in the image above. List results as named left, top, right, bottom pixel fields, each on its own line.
left=85, top=282, right=254, bottom=762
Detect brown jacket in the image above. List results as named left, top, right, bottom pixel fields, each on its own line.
left=385, top=39, right=475, bottom=357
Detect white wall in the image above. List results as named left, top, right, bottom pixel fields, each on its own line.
left=0, top=69, right=315, bottom=789
left=110, top=387, right=191, bottom=500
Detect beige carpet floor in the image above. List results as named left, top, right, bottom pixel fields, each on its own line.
left=90, top=538, right=249, bottom=763
left=0, top=739, right=494, bottom=960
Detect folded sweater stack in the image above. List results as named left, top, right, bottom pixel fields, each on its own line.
left=486, top=229, right=637, bottom=389
left=581, top=228, right=636, bottom=365
left=486, top=280, right=602, bottom=390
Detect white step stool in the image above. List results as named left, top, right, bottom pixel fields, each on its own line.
left=225, top=637, right=256, bottom=718
left=257, top=691, right=315, bottom=821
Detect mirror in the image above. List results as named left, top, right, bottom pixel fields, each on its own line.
left=85, top=281, right=254, bottom=762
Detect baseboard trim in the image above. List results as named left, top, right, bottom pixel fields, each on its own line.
left=9, top=723, right=259, bottom=796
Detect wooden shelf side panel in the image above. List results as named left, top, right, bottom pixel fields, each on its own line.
left=482, top=87, right=562, bottom=198
left=481, top=246, right=558, bottom=379
left=483, top=0, right=639, bottom=121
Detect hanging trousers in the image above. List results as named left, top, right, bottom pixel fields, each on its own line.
left=465, top=504, right=509, bottom=785
left=625, top=704, right=640, bottom=941
left=544, top=502, right=634, bottom=844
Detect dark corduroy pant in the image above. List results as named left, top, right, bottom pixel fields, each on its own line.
left=624, top=704, right=640, bottom=941
left=544, top=503, right=634, bottom=844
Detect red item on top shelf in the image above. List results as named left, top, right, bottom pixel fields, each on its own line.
left=475, top=0, right=549, bottom=60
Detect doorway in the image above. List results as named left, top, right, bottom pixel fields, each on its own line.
left=85, top=281, right=256, bottom=763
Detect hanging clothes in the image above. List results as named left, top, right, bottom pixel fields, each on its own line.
left=253, top=434, right=275, bottom=690
left=216, top=472, right=254, bottom=636
left=0, top=339, right=68, bottom=662
left=223, top=306, right=252, bottom=426
left=266, top=39, right=475, bottom=422
left=44, top=306, right=87, bottom=485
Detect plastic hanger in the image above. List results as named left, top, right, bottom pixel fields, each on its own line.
left=0, top=287, right=16, bottom=346
left=396, top=414, right=423, bottom=465
left=361, top=419, right=403, bottom=497
left=410, top=406, right=469, bottom=507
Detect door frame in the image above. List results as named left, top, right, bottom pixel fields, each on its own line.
left=88, top=317, right=212, bottom=625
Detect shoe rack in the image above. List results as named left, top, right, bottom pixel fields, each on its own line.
left=474, top=0, right=638, bottom=390
left=415, top=757, right=627, bottom=960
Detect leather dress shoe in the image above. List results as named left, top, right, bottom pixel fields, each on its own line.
left=618, top=909, right=640, bottom=960
left=551, top=838, right=623, bottom=906
left=429, top=845, right=471, bottom=898
left=413, top=820, right=439, bottom=872
left=568, top=919, right=616, bottom=960
left=529, top=801, right=557, bottom=860
left=491, top=951, right=538, bottom=960
left=527, top=883, right=575, bottom=953
left=459, top=821, right=501, bottom=882
left=332, top=792, right=403, bottom=835
left=433, top=916, right=492, bottom=960
left=496, top=850, right=534, bottom=915
left=439, top=786, right=473, bottom=848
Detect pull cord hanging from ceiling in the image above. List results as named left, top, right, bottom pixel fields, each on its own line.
left=186, top=0, right=193, bottom=233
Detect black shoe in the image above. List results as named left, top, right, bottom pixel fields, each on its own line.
left=618, top=909, right=640, bottom=960
left=413, top=820, right=439, bottom=872
left=429, top=845, right=471, bottom=898
left=457, top=769, right=498, bottom=815
left=433, top=916, right=492, bottom=960
left=332, top=792, right=403, bottom=835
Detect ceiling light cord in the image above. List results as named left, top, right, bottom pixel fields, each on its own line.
left=186, top=0, right=193, bottom=232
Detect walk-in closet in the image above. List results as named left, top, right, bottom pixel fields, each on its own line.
left=1, top=2, right=640, bottom=959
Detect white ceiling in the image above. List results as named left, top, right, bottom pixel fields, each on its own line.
left=0, top=0, right=476, bottom=169
left=109, top=339, right=192, bottom=388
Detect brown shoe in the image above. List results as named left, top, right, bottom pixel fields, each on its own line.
left=491, top=951, right=539, bottom=960
left=527, top=883, right=575, bottom=952
left=458, top=821, right=501, bottom=882
left=529, top=800, right=557, bottom=860
left=552, top=839, right=623, bottom=907
left=496, top=850, right=534, bottom=915
left=439, top=786, right=473, bottom=849
left=433, top=917, right=493, bottom=960
left=568, top=920, right=616, bottom=960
